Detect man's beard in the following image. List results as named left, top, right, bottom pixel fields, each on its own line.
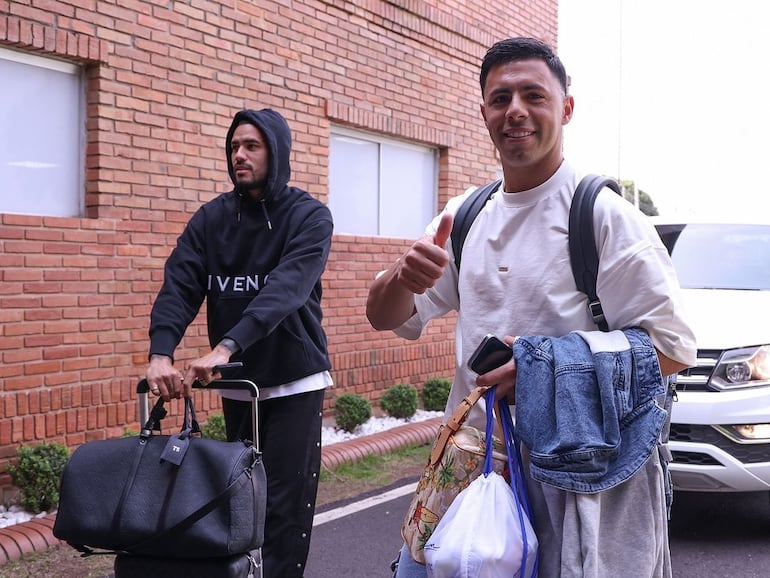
left=234, top=177, right=267, bottom=198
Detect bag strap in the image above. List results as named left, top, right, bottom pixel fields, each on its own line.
left=568, top=174, right=622, bottom=332
left=480, top=390, right=538, bottom=578
left=450, top=180, right=502, bottom=271
left=429, top=385, right=490, bottom=466
left=482, top=388, right=498, bottom=476
left=109, top=397, right=176, bottom=538
left=498, top=401, right=533, bottom=518
left=182, top=396, right=202, bottom=435
left=140, top=396, right=168, bottom=437
left=497, top=396, right=539, bottom=578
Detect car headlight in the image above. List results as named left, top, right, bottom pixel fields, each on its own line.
left=714, top=423, right=770, bottom=444
left=710, top=345, right=770, bottom=390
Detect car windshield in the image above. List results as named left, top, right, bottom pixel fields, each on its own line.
left=655, top=223, right=770, bottom=291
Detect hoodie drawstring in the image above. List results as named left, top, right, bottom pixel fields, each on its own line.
left=235, top=193, right=272, bottom=230
left=260, top=199, right=273, bottom=230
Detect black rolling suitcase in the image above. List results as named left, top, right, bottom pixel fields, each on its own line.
left=112, top=374, right=264, bottom=578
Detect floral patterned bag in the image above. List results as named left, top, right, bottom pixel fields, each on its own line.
left=401, top=386, right=508, bottom=564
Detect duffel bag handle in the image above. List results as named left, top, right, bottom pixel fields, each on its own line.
left=183, top=397, right=202, bottom=436
left=140, top=396, right=202, bottom=440
left=140, top=397, right=168, bottom=439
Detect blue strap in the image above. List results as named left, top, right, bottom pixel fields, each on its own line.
left=482, top=388, right=497, bottom=476
left=498, top=401, right=534, bottom=522
left=486, top=388, right=539, bottom=578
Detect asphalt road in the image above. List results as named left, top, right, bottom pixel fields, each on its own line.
left=668, top=490, right=770, bottom=578
left=306, top=482, right=770, bottom=578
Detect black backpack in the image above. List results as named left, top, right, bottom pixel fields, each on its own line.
left=449, top=174, right=622, bottom=332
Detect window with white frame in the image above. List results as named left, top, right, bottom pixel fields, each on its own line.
left=329, top=127, right=438, bottom=239
left=0, top=47, right=84, bottom=217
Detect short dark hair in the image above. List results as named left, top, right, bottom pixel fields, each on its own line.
left=480, top=37, right=568, bottom=96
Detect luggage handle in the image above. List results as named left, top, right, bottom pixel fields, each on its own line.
left=135, top=363, right=257, bottom=396
left=136, top=364, right=260, bottom=451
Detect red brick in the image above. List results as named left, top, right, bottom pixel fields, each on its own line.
left=0, top=529, right=23, bottom=564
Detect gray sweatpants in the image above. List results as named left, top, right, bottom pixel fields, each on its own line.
left=528, top=448, right=672, bottom=578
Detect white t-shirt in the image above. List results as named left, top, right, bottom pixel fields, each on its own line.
left=218, top=370, right=333, bottom=402
left=396, top=161, right=696, bottom=429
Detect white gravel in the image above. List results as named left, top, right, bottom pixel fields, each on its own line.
left=0, top=504, right=50, bottom=529
left=321, top=409, right=442, bottom=445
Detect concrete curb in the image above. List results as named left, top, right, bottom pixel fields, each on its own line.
left=320, top=416, right=441, bottom=469
left=0, top=417, right=441, bottom=566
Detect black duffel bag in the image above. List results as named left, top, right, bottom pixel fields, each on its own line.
left=53, top=396, right=266, bottom=559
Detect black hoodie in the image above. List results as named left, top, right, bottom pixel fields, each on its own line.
left=149, top=109, right=333, bottom=387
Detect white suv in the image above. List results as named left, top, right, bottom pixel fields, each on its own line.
left=653, top=220, right=770, bottom=493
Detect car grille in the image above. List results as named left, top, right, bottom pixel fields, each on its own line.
left=674, top=349, right=720, bottom=392
left=669, top=424, right=770, bottom=464
left=670, top=450, right=721, bottom=466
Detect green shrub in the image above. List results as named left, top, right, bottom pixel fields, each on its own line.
left=380, top=383, right=418, bottom=419
left=6, top=442, right=70, bottom=513
left=421, top=378, right=452, bottom=411
left=335, top=393, right=372, bottom=433
left=202, top=412, right=227, bottom=441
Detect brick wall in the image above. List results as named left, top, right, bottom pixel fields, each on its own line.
left=0, top=0, right=557, bottom=497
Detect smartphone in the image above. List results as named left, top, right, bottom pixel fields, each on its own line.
left=468, top=334, right=512, bottom=374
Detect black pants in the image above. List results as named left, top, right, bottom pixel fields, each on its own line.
left=222, top=389, right=324, bottom=578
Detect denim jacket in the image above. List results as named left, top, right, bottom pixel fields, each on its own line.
left=513, top=327, right=667, bottom=493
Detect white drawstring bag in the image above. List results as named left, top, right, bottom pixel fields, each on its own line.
left=424, top=389, right=538, bottom=578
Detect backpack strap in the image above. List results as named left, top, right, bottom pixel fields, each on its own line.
left=568, top=174, right=622, bottom=332
left=450, top=175, right=622, bottom=332
left=450, top=179, right=502, bottom=270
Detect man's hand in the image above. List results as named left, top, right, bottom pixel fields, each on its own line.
left=146, top=355, right=185, bottom=400
left=475, top=335, right=518, bottom=404
left=182, top=344, right=233, bottom=396
left=394, top=212, right=453, bottom=294
left=366, top=212, right=454, bottom=330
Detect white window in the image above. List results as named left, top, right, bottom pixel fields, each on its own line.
left=329, top=128, right=438, bottom=238
left=0, top=47, right=84, bottom=217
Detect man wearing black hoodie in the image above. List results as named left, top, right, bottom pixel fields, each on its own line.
left=146, top=108, right=334, bottom=577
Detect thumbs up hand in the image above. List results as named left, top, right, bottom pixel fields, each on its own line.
left=395, top=212, right=454, bottom=294
left=432, top=211, right=453, bottom=250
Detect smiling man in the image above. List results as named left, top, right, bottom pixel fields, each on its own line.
left=146, top=108, right=334, bottom=578
left=367, top=37, right=696, bottom=578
